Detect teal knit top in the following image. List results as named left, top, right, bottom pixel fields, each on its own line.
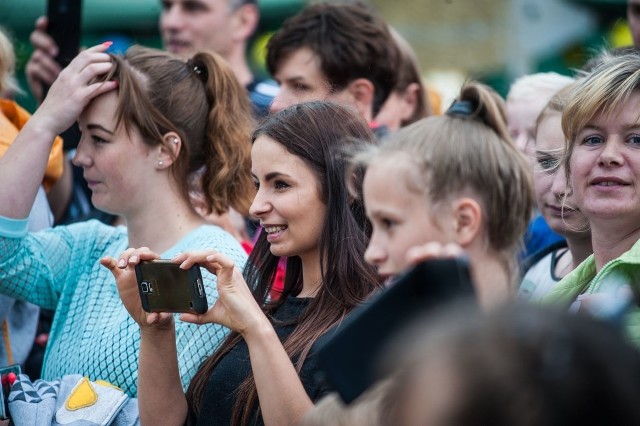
left=0, top=217, right=247, bottom=397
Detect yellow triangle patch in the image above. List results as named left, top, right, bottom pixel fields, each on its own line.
left=65, top=377, right=98, bottom=411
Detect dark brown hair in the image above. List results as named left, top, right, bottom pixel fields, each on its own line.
left=266, top=2, right=400, bottom=116
left=186, top=101, right=384, bottom=424
left=101, top=45, right=254, bottom=215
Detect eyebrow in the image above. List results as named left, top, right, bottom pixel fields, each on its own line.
left=534, top=148, right=563, bottom=156
left=582, top=123, right=640, bottom=132
left=282, top=76, right=308, bottom=85
left=265, top=171, right=291, bottom=181
left=251, top=171, right=293, bottom=181
left=87, top=124, right=115, bottom=135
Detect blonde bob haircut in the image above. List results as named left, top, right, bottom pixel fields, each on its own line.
left=562, top=52, right=640, bottom=180
left=352, top=82, right=534, bottom=281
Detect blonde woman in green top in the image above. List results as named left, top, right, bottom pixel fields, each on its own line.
left=544, top=52, right=640, bottom=344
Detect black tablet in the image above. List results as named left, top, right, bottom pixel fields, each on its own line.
left=316, top=257, right=475, bottom=404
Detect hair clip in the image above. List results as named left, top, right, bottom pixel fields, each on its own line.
left=446, top=100, right=474, bottom=117
left=186, top=59, right=207, bottom=80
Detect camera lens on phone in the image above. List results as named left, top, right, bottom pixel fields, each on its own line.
left=196, top=279, right=204, bottom=297
left=141, top=282, right=149, bottom=293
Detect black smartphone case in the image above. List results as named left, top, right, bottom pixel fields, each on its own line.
left=316, top=258, right=475, bottom=404
left=47, top=0, right=83, bottom=67
left=135, top=260, right=208, bottom=315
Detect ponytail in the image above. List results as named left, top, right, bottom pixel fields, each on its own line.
left=190, top=52, right=255, bottom=215
left=359, top=81, right=533, bottom=285
left=445, top=82, right=511, bottom=144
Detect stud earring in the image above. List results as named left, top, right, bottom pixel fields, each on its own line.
left=158, top=160, right=164, bottom=167
left=172, top=138, right=178, bottom=144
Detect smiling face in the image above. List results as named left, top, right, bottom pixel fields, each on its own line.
left=73, top=92, right=155, bottom=216
left=362, top=156, right=451, bottom=278
left=159, top=0, right=237, bottom=59
left=534, top=112, right=586, bottom=237
left=249, top=135, right=327, bottom=261
left=569, top=91, right=640, bottom=226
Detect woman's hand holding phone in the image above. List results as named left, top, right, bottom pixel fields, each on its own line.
left=173, top=251, right=270, bottom=338
left=100, top=247, right=174, bottom=330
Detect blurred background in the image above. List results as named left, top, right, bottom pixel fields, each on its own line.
left=0, top=0, right=632, bottom=111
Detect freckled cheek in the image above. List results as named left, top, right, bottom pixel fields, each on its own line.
left=107, top=165, right=132, bottom=197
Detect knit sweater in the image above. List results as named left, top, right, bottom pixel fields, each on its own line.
left=0, top=217, right=247, bottom=396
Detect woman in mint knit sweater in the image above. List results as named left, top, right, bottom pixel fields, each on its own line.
left=0, top=44, right=254, bottom=396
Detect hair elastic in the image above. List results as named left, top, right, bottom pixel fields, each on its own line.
left=186, top=59, right=207, bottom=81
left=446, top=100, right=474, bottom=117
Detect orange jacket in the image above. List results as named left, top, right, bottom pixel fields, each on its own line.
left=0, top=99, right=64, bottom=191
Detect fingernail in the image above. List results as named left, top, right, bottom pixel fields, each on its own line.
left=102, top=41, right=113, bottom=48
left=50, top=47, right=58, bottom=56
left=118, top=259, right=126, bottom=268
left=130, top=255, right=138, bottom=263
left=112, top=79, right=118, bottom=87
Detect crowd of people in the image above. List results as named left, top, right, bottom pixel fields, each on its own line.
left=2, top=0, right=640, bottom=425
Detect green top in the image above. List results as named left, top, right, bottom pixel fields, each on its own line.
left=543, top=238, right=640, bottom=346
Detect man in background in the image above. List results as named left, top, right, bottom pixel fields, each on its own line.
left=266, top=1, right=400, bottom=135
left=27, top=0, right=277, bottom=116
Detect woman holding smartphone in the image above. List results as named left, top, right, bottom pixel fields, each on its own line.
left=104, top=101, right=382, bottom=425
left=0, top=44, right=252, bottom=395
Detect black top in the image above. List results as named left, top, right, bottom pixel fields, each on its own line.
left=193, top=296, right=329, bottom=425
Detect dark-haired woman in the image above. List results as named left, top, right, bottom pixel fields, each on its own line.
left=105, top=101, right=383, bottom=425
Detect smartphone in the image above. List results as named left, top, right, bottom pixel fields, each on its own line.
left=47, top=0, right=83, bottom=67
left=316, top=258, right=475, bottom=404
left=135, top=260, right=208, bottom=314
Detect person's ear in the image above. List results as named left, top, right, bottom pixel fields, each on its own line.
left=345, top=78, right=375, bottom=122
left=230, top=3, right=259, bottom=42
left=399, top=82, right=421, bottom=122
left=451, top=198, right=482, bottom=247
left=156, top=132, right=182, bottom=170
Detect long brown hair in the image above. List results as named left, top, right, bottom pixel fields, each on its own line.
left=101, top=45, right=254, bottom=215
left=186, top=101, right=383, bottom=424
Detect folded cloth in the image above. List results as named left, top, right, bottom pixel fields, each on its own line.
left=8, top=374, right=139, bottom=425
